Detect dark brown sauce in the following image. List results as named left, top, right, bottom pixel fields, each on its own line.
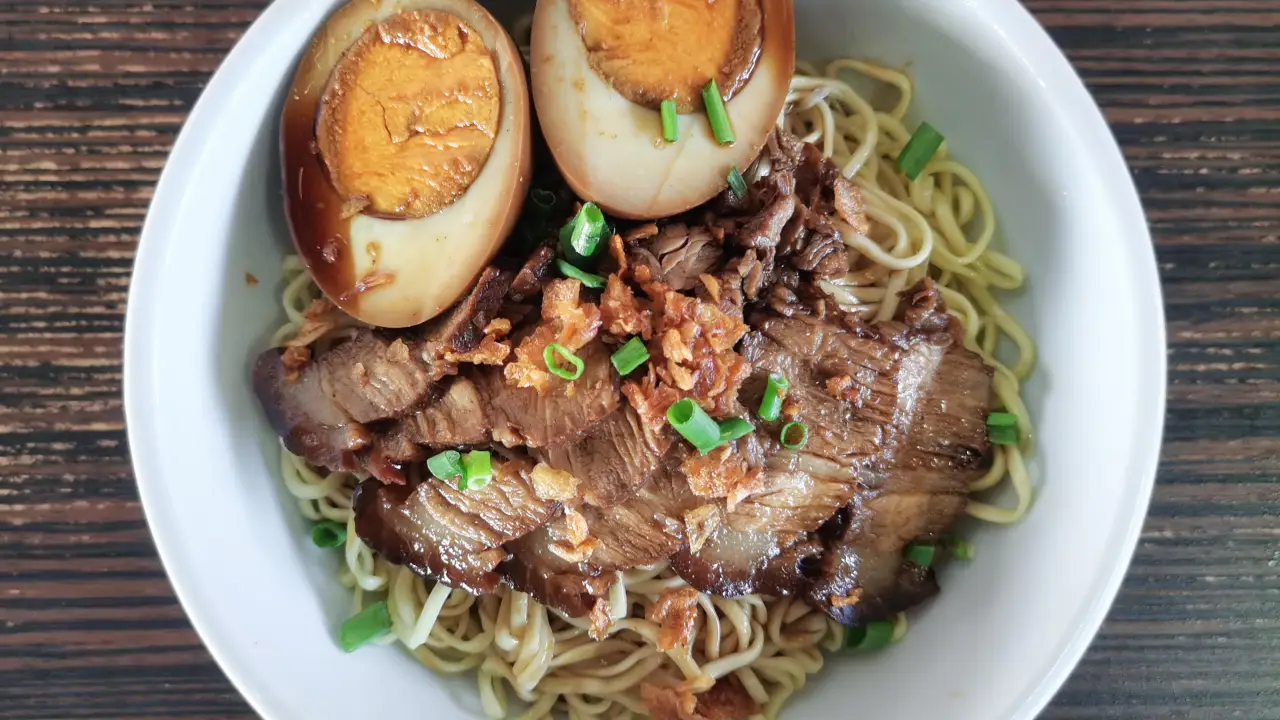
left=281, top=72, right=357, bottom=310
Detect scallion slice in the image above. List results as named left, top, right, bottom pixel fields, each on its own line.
left=844, top=619, right=895, bottom=652
left=611, top=337, right=650, bottom=376
left=667, top=398, right=721, bottom=453
left=311, top=520, right=346, bottom=549
left=556, top=259, right=606, bottom=289
left=544, top=343, right=585, bottom=381
left=896, top=121, right=944, bottom=181
left=758, top=373, right=789, bottom=422
left=702, top=80, right=735, bottom=145
left=427, top=449, right=462, bottom=480
left=905, top=542, right=936, bottom=568
left=951, top=538, right=976, bottom=562
left=660, top=98, right=679, bottom=143
left=717, top=417, right=755, bottom=445
left=339, top=600, right=391, bottom=652
left=560, top=202, right=607, bottom=263
left=987, top=412, right=1020, bottom=446
left=727, top=166, right=748, bottom=199
left=987, top=412, right=1017, bottom=427
left=989, top=426, right=1018, bottom=445
left=461, top=450, right=493, bottom=491
left=780, top=421, right=808, bottom=450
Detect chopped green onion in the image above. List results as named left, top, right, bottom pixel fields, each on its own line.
left=530, top=188, right=557, bottom=210
left=727, top=166, right=748, bottom=199
left=701, top=79, right=735, bottom=145
left=311, top=520, right=346, bottom=549
left=987, top=412, right=1018, bottom=427
left=843, top=619, right=895, bottom=652
left=896, top=121, right=944, bottom=181
left=461, top=450, right=493, bottom=491
left=780, top=421, right=808, bottom=450
left=987, top=412, right=1020, bottom=446
left=989, top=426, right=1018, bottom=445
left=757, top=373, right=789, bottom=422
left=544, top=343, right=585, bottom=381
left=427, top=449, right=462, bottom=480
left=667, top=398, right=721, bottom=453
left=339, top=600, right=391, bottom=652
left=660, top=98, right=679, bottom=143
left=560, top=202, right=607, bottom=263
left=556, top=259, right=606, bottom=289
left=611, top=337, right=650, bottom=376
left=905, top=542, right=936, bottom=568
left=717, top=417, right=755, bottom=445
left=951, top=539, right=976, bottom=562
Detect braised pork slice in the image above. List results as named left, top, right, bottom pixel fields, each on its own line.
left=324, top=331, right=437, bottom=423
left=417, top=265, right=515, bottom=378
left=808, top=282, right=993, bottom=624
left=674, top=281, right=993, bottom=607
left=385, top=339, right=620, bottom=456
left=486, top=339, right=620, bottom=448
left=534, top=404, right=671, bottom=507
left=501, top=459, right=694, bottom=616
left=253, top=346, right=371, bottom=473
left=507, top=244, right=557, bottom=304
left=500, top=522, right=617, bottom=617
left=253, top=265, right=514, bottom=473
left=253, top=330, right=431, bottom=472
left=583, top=462, right=697, bottom=569
left=353, top=458, right=555, bottom=595
left=627, top=223, right=724, bottom=292
left=669, top=525, right=823, bottom=598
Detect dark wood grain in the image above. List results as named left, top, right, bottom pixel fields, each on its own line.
left=1, top=0, right=1278, bottom=718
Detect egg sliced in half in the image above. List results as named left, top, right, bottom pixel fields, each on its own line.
left=529, top=0, right=794, bottom=220
left=282, top=0, right=531, bottom=328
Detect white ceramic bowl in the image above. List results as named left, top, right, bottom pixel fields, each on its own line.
left=123, top=0, right=1166, bottom=717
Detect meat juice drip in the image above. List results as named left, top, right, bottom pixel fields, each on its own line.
left=281, top=84, right=355, bottom=308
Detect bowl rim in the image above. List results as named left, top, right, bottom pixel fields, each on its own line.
left=123, top=0, right=1166, bottom=717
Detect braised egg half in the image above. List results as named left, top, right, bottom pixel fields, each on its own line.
left=283, top=0, right=531, bottom=328
left=529, top=0, right=794, bottom=220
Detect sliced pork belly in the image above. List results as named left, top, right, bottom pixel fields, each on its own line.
left=674, top=281, right=993, bottom=612
left=627, top=223, right=724, bottom=292
left=253, top=330, right=432, bottom=472
left=353, top=458, right=556, bottom=595
left=669, top=308, right=905, bottom=595
left=669, top=525, right=823, bottom=598
left=385, top=339, right=621, bottom=457
left=253, top=266, right=514, bottom=473
left=582, top=462, right=697, bottom=569
left=500, top=460, right=694, bottom=616
left=533, top=404, right=671, bottom=507
left=807, top=283, right=994, bottom=624
left=500, top=523, right=617, bottom=617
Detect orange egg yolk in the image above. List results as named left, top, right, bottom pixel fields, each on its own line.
left=316, top=10, right=500, bottom=219
left=568, top=0, right=763, bottom=112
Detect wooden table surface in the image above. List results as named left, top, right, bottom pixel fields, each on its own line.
left=3, top=1, right=1278, bottom=718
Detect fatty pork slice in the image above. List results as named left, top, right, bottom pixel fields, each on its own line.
left=384, top=338, right=621, bottom=457
left=798, top=280, right=992, bottom=623
left=252, top=265, right=513, bottom=472
left=501, top=448, right=694, bottom=617
left=253, top=330, right=433, bottom=472
left=533, top=403, right=671, bottom=507
left=670, top=308, right=907, bottom=597
left=809, top=334, right=993, bottom=625
left=500, top=522, right=617, bottom=617
left=353, top=458, right=556, bottom=595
